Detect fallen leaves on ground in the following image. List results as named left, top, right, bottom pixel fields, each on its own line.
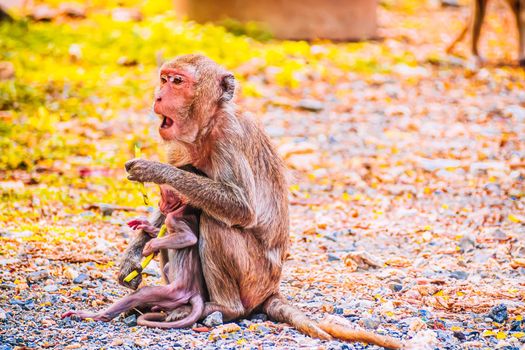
left=1, top=0, right=525, bottom=349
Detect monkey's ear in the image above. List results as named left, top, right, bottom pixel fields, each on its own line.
left=220, top=73, right=235, bottom=102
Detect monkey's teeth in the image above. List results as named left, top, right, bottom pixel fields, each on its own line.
left=161, top=116, right=174, bottom=129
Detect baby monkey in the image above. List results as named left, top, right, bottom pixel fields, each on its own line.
left=63, top=184, right=206, bottom=328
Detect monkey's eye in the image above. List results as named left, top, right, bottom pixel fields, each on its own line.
left=160, top=74, right=168, bottom=84
left=168, top=75, right=183, bottom=84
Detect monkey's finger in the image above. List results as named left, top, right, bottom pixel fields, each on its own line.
left=127, top=219, right=149, bottom=229
left=127, top=175, right=140, bottom=182
left=125, top=159, right=140, bottom=172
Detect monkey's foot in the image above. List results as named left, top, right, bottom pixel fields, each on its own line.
left=62, top=310, right=110, bottom=322
left=166, top=306, right=191, bottom=322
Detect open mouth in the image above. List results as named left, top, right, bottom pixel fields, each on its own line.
left=160, top=115, right=174, bottom=129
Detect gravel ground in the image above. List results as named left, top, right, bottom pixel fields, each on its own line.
left=2, top=2, right=525, bottom=350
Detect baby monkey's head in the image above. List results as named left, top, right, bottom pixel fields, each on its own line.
left=158, top=184, right=184, bottom=214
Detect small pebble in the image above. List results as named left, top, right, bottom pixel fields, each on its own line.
left=327, top=254, right=340, bottom=262
left=26, top=270, right=49, bottom=283
left=43, top=285, right=58, bottom=292
left=297, top=99, right=324, bottom=112
left=238, top=319, right=252, bottom=328
left=487, top=304, right=508, bottom=323
left=453, top=331, right=466, bottom=341
left=123, top=314, right=137, bottom=327
left=73, top=273, right=89, bottom=284
left=361, top=317, right=380, bottom=330
left=250, top=313, right=268, bottom=322
left=493, top=229, right=507, bottom=241
left=257, top=325, right=271, bottom=334
left=203, top=311, right=223, bottom=327
left=449, top=271, right=469, bottom=280
left=389, top=283, right=403, bottom=292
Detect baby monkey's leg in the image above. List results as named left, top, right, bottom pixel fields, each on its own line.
left=62, top=284, right=184, bottom=322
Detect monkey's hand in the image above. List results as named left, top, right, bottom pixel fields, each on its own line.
left=142, top=239, right=161, bottom=256
left=128, top=219, right=160, bottom=237
left=125, top=158, right=170, bottom=184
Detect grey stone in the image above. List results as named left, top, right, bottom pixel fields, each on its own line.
left=361, top=317, right=380, bottom=330
left=458, top=235, right=476, bottom=253
left=26, top=270, right=49, bottom=283
left=43, top=285, right=59, bottom=292
left=257, top=325, right=271, bottom=333
left=203, top=311, right=223, bottom=327
left=297, top=99, right=324, bottom=112
left=487, top=304, right=508, bottom=323
left=73, top=273, right=89, bottom=284
left=493, top=229, right=507, bottom=241
left=327, top=254, right=340, bottom=262
left=250, top=313, right=268, bottom=322
left=389, top=283, right=403, bottom=292
left=449, top=271, right=469, bottom=280
left=123, top=314, right=137, bottom=327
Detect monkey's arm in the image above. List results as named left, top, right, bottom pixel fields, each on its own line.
left=118, top=209, right=166, bottom=290
left=125, top=159, right=255, bottom=228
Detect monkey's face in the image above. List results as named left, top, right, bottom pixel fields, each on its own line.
left=154, top=66, right=199, bottom=143
left=154, top=55, right=236, bottom=146
left=158, top=184, right=183, bottom=214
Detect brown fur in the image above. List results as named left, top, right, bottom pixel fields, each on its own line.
left=121, top=54, right=402, bottom=347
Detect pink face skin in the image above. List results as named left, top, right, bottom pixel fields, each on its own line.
left=159, top=184, right=183, bottom=215
left=153, top=67, right=197, bottom=143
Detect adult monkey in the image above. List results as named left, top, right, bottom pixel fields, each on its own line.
left=119, top=55, right=401, bottom=349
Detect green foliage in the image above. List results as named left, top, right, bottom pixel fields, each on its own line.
left=0, top=1, right=413, bottom=174
left=220, top=19, right=273, bottom=42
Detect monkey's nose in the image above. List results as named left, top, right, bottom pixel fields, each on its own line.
left=156, top=96, right=162, bottom=102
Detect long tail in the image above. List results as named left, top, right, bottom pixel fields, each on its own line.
left=262, top=294, right=332, bottom=340
left=263, top=294, right=402, bottom=349
left=137, top=295, right=204, bottom=329
left=319, top=315, right=403, bottom=349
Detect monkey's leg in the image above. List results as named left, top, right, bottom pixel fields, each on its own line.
left=118, top=210, right=165, bottom=290
left=62, top=284, right=180, bottom=322
left=137, top=295, right=204, bottom=329
left=471, top=0, right=488, bottom=61
left=142, top=222, right=197, bottom=256
left=513, top=0, right=525, bottom=66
